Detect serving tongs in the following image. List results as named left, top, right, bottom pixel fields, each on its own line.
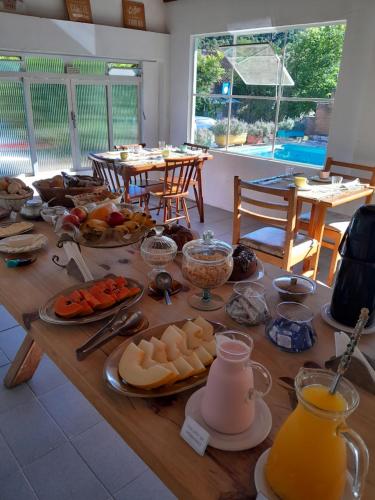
left=76, top=309, right=148, bottom=360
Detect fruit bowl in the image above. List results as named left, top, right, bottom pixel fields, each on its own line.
left=55, top=203, right=156, bottom=248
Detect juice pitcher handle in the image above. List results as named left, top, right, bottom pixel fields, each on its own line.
left=248, top=361, right=272, bottom=399
left=339, top=425, right=369, bottom=499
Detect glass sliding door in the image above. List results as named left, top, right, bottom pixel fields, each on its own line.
left=73, top=83, right=109, bottom=169
left=111, top=84, right=139, bottom=146
left=29, top=81, right=73, bottom=171
left=0, top=79, right=33, bottom=176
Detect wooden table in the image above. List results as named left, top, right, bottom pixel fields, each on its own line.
left=248, top=175, right=374, bottom=278
left=2, top=222, right=375, bottom=499
left=97, top=149, right=213, bottom=222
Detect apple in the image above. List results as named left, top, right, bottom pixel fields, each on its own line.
left=70, top=206, right=87, bottom=222
left=106, top=211, right=125, bottom=227
left=62, top=214, right=80, bottom=230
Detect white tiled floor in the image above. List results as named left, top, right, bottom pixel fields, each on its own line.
left=0, top=204, right=333, bottom=499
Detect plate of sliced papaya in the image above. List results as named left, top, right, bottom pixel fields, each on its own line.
left=39, top=275, right=144, bottom=325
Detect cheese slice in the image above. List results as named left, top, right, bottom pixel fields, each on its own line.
left=195, top=345, right=214, bottom=366
left=194, top=316, right=214, bottom=340
left=119, top=343, right=174, bottom=389
left=172, top=356, right=195, bottom=380
left=183, top=351, right=206, bottom=375
left=202, top=339, right=216, bottom=357
left=150, top=337, right=168, bottom=363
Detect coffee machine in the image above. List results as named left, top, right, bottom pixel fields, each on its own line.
left=330, top=204, right=375, bottom=328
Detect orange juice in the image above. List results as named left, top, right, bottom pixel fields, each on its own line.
left=265, top=385, right=347, bottom=500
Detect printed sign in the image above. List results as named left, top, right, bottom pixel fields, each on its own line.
left=65, top=0, right=93, bottom=23
left=123, top=1, right=146, bottom=31
left=180, top=416, right=210, bottom=456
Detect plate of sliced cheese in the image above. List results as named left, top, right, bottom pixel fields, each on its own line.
left=0, top=221, right=34, bottom=239
left=104, top=317, right=226, bottom=398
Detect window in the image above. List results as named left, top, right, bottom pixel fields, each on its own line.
left=0, top=55, right=141, bottom=176
left=191, top=24, right=346, bottom=167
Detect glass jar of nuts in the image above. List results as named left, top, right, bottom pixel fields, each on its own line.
left=182, top=230, right=233, bottom=310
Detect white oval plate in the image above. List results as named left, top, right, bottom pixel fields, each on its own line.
left=185, top=387, right=272, bottom=451
left=0, top=221, right=34, bottom=239
left=321, top=303, right=375, bottom=335
left=0, top=233, right=48, bottom=254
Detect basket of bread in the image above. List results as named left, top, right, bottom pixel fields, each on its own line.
left=56, top=202, right=156, bottom=248
left=0, top=177, right=33, bottom=211
left=33, top=172, right=105, bottom=207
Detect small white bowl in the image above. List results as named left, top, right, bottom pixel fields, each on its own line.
left=41, top=206, right=68, bottom=224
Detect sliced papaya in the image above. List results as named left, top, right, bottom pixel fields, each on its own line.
left=112, top=287, right=130, bottom=302
left=79, top=289, right=101, bottom=309
left=114, top=276, right=127, bottom=288
left=54, top=295, right=83, bottom=318
left=90, top=290, right=116, bottom=309
left=68, top=290, right=82, bottom=303
left=78, top=299, right=94, bottom=316
left=104, top=278, right=117, bottom=291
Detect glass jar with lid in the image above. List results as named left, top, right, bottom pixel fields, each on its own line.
left=140, top=225, right=177, bottom=280
left=182, top=230, right=233, bottom=310
left=226, top=281, right=270, bottom=326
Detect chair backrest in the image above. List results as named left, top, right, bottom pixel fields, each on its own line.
left=183, top=142, right=209, bottom=153
left=324, top=156, right=375, bottom=203
left=114, top=143, right=146, bottom=151
left=233, top=176, right=299, bottom=258
left=89, top=154, right=122, bottom=193
left=163, top=157, right=198, bottom=196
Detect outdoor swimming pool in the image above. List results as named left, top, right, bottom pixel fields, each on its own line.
left=228, top=143, right=327, bottom=167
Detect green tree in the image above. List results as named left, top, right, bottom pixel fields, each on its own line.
left=285, top=25, right=345, bottom=98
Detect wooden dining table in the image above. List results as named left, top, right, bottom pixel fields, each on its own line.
left=2, top=222, right=375, bottom=499
left=96, top=149, right=213, bottom=222
left=247, top=174, right=375, bottom=278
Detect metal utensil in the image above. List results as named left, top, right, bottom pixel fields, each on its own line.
left=330, top=308, right=369, bottom=394
left=155, top=272, right=173, bottom=305
left=76, top=310, right=145, bottom=360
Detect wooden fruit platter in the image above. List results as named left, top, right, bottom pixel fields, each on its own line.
left=39, top=275, right=144, bottom=326
left=104, top=318, right=226, bottom=398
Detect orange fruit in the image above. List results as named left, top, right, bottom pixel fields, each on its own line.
left=87, top=202, right=117, bottom=221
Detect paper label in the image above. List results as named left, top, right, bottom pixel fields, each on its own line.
left=180, top=416, right=210, bottom=456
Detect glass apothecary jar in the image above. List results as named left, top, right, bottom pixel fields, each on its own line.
left=140, top=225, right=177, bottom=280
left=182, top=230, right=233, bottom=310
left=226, top=282, right=270, bottom=326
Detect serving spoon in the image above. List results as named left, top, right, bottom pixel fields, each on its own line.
left=155, top=271, right=173, bottom=305
left=76, top=310, right=147, bottom=360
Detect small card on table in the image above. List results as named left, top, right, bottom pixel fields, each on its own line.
left=180, top=416, right=210, bottom=456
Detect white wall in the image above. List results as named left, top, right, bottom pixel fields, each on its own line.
left=0, top=12, right=170, bottom=146
left=2, top=0, right=167, bottom=33
left=165, top=0, right=375, bottom=214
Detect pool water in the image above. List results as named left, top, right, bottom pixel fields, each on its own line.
left=230, top=143, right=327, bottom=167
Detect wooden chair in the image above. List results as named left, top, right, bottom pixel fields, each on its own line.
left=89, top=154, right=149, bottom=211
left=114, top=143, right=163, bottom=191
left=152, top=157, right=198, bottom=227
left=298, top=156, right=375, bottom=285
left=233, top=176, right=319, bottom=276
left=183, top=142, right=208, bottom=222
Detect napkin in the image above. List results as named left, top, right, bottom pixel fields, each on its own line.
left=63, top=241, right=93, bottom=282
left=325, top=331, right=375, bottom=394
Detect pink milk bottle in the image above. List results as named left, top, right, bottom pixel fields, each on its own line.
left=201, top=331, right=272, bottom=434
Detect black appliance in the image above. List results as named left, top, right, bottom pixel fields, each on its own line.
left=330, top=204, right=375, bottom=328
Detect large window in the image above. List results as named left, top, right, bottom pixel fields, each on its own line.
left=0, top=55, right=141, bottom=176
left=191, top=24, right=346, bottom=167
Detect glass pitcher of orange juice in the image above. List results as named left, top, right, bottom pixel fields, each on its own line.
left=265, top=368, right=369, bottom=500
